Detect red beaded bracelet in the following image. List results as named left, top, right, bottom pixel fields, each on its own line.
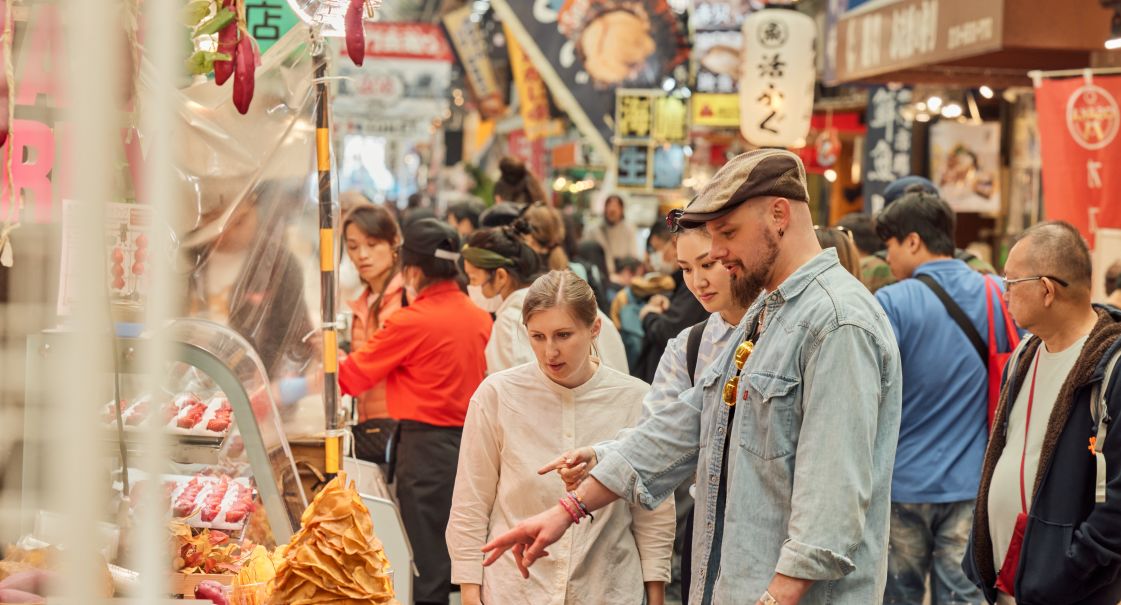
left=558, top=497, right=582, bottom=524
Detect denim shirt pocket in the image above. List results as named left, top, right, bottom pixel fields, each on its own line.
left=697, top=365, right=726, bottom=446
left=740, top=371, right=799, bottom=460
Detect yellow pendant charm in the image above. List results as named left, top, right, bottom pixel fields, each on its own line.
left=723, top=376, right=740, bottom=406
left=734, top=340, right=754, bottom=369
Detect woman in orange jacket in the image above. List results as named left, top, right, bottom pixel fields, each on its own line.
left=339, top=218, right=492, bottom=605
left=342, top=204, right=409, bottom=466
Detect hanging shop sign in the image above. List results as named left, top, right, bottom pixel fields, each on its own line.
left=692, top=93, right=740, bottom=127
left=739, top=7, right=816, bottom=148
left=443, top=5, right=507, bottom=119
left=692, top=0, right=753, bottom=31
left=246, top=0, right=301, bottom=55
left=929, top=121, right=1001, bottom=214
left=694, top=31, right=742, bottom=95
left=614, top=89, right=687, bottom=190
left=1036, top=74, right=1121, bottom=240
left=506, top=129, right=548, bottom=188
left=505, top=24, right=563, bottom=142
left=491, top=0, right=689, bottom=163
left=833, top=0, right=1114, bottom=86
left=862, top=86, right=913, bottom=213
left=333, top=23, right=452, bottom=123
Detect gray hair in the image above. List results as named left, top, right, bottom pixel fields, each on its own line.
left=1015, top=221, right=1093, bottom=290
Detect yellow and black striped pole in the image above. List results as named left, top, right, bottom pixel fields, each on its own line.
left=313, top=41, right=342, bottom=482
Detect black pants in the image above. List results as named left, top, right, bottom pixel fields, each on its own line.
left=393, top=420, right=462, bottom=605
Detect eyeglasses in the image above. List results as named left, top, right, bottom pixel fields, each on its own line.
left=1002, top=275, right=1071, bottom=290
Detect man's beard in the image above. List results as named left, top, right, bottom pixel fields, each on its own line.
left=730, top=229, right=780, bottom=307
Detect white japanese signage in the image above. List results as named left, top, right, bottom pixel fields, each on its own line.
left=739, top=8, right=817, bottom=148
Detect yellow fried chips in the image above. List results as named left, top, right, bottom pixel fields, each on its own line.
left=268, top=473, right=398, bottom=605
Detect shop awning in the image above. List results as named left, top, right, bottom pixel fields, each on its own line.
left=832, top=0, right=1116, bottom=87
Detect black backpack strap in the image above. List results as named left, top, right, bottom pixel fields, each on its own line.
left=915, top=274, right=987, bottom=367
left=686, top=320, right=706, bottom=386
left=400, top=287, right=409, bottom=308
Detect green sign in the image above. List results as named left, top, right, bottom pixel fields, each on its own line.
left=246, top=0, right=300, bottom=54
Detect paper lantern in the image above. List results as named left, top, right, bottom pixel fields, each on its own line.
left=739, top=7, right=817, bottom=148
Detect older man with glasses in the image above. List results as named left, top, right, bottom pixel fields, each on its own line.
left=964, top=221, right=1121, bottom=605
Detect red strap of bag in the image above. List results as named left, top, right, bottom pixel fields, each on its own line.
left=985, top=276, right=1022, bottom=429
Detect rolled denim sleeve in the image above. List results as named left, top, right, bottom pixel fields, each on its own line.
left=777, top=323, right=894, bottom=581
left=591, top=382, right=704, bottom=511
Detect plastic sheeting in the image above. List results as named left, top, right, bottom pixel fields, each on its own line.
left=140, top=25, right=331, bottom=410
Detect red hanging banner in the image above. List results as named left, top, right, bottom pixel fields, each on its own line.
left=1036, top=75, right=1121, bottom=243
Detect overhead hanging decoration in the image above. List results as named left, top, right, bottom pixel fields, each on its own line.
left=183, top=0, right=262, bottom=114
left=739, top=4, right=816, bottom=148
left=283, top=0, right=380, bottom=38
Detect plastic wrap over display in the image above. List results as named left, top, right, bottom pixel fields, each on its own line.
left=140, top=25, right=328, bottom=425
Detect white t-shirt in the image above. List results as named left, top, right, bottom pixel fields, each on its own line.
left=485, top=288, right=630, bottom=375
left=446, top=362, right=674, bottom=604
left=989, top=335, right=1089, bottom=603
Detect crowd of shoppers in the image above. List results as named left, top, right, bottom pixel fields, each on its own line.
left=330, top=150, right=1121, bottom=605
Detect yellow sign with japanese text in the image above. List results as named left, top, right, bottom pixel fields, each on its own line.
left=692, top=93, right=740, bottom=127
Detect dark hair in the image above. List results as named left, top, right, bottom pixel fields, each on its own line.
left=448, top=200, right=486, bottom=229
left=575, top=240, right=611, bottom=282
left=480, top=202, right=522, bottom=228
left=494, top=157, right=547, bottom=206
left=1015, top=221, right=1093, bottom=290
left=837, top=212, right=884, bottom=255
left=874, top=191, right=956, bottom=256
left=522, top=203, right=569, bottom=271
left=1108, top=261, right=1121, bottom=296
left=615, top=256, right=642, bottom=274
left=464, top=224, right=542, bottom=287
left=407, top=193, right=425, bottom=209
left=342, top=205, right=402, bottom=325
left=343, top=204, right=401, bottom=247
left=604, top=194, right=625, bottom=214
left=647, top=219, right=672, bottom=251
left=815, top=227, right=861, bottom=277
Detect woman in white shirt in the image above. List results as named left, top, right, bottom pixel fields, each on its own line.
left=462, top=224, right=629, bottom=374
left=447, top=270, right=674, bottom=605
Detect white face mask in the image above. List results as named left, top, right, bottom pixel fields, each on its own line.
left=649, top=251, right=674, bottom=275
left=468, top=283, right=503, bottom=313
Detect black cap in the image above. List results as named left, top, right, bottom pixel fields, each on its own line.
left=479, top=202, right=523, bottom=228
left=401, top=218, right=461, bottom=266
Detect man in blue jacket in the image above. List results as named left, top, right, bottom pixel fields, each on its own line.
left=965, top=222, right=1121, bottom=604
left=874, top=190, right=1015, bottom=604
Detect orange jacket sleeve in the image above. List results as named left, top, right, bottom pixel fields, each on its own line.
left=338, top=310, right=420, bottom=397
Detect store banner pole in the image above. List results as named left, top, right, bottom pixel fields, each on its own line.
left=313, top=34, right=342, bottom=481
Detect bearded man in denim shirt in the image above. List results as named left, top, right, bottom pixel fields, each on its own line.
left=479, top=149, right=902, bottom=605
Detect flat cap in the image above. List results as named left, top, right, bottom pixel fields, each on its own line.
left=677, top=149, right=809, bottom=229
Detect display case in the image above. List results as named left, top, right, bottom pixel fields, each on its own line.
left=22, top=318, right=308, bottom=549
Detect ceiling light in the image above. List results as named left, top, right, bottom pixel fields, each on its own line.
left=926, top=96, right=943, bottom=112
left=915, top=113, right=932, bottom=123
left=941, top=103, right=963, bottom=119
left=979, top=85, right=994, bottom=99
left=662, top=77, right=676, bottom=92
left=824, top=169, right=838, bottom=183
left=1107, top=7, right=1121, bottom=49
